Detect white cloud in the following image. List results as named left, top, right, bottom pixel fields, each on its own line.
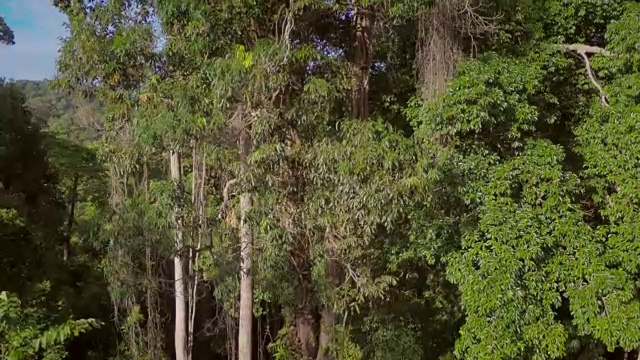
left=0, top=0, right=68, bottom=80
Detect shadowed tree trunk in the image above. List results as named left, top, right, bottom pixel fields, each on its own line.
left=350, top=6, right=372, bottom=120
left=317, top=228, right=339, bottom=360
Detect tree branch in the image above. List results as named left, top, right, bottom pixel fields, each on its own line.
left=558, top=44, right=612, bottom=56
left=558, top=44, right=611, bottom=107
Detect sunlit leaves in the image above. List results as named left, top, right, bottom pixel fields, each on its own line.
left=409, top=3, right=640, bottom=358
left=447, top=140, right=584, bottom=360
left=0, top=289, right=100, bottom=360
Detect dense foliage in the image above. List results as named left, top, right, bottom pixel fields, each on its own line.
left=3, top=0, right=640, bottom=359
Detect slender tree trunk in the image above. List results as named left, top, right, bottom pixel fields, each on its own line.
left=145, top=245, right=154, bottom=354
left=238, top=192, right=253, bottom=360
left=143, top=160, right=161, bottom=358
left=187, top=143, right=207, bottom=360
left=63, top=173, right=79, bottom=264
left=170, top=149, right=188, bottom=360
left=238, top=124, right=253, bottom=360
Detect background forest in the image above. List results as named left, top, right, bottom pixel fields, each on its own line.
left=2, top=0, right=640, bottom=359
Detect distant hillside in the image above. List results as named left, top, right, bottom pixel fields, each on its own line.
left=12, top=80, right=101, bottom=142
left=12, top=80, right=74, bottom=124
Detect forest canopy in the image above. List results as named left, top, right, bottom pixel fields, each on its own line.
left=2, top=0, right=640, bottom=359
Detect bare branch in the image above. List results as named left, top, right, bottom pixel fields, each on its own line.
left=578, top=51, right=610, bottom=107
left=559, top=44, right=612, bottom=107
left=558, top=44, right=612, bottom=56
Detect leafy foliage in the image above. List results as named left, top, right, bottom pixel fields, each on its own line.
left=0, top=289, right=100, bottom=360
left=0, top=16, right=14, bottom=46
left=3, top=0, right=640, bottom=359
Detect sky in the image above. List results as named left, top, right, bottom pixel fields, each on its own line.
left=0, top=0, right=68, bottom=80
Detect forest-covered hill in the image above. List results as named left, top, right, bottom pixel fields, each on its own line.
left=11, top=80, right=71, bottom=123
left=3, top=1, right=640, bottom=360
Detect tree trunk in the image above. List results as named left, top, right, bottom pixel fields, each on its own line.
left=143, top=159, right=162, bottom=358
left=351, top=5, right=372, bottom=120
left=316, top=307, right=336, bottom=360
left=170, top=149, right=188, bottom=360
left=238, top=126, right=253, bottom=360
left=63, top=173, right=79, bottom=264
left=317, top=228, right=339, bottom=360
left=187, top=143, right=205, bottom=360
left=295, top=303, right=317, bottom=359
left=416, top=0, right=463, bottom=101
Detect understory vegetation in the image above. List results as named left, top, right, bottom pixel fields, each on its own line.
left=2, top=0, right=640, bottom=359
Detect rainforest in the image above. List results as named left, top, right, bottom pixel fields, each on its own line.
left=2, top=1, right=640, bottom=359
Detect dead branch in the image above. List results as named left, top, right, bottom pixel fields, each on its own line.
left=458, top=0, right=501, bottom=36
left=558, top=44, right=612, bottom=107
left=558, top=44, right=612, bottom=56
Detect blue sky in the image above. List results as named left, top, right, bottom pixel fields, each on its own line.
left=0, top=0, right=68, bottom=80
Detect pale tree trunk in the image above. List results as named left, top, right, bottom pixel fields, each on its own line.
left=170, top=149, right=188, bottom=360
left=187, top=143, right=207, bottom=360
left=238, top=192, right=253, bottom=360
left=238, top=125, right=253, bottom=360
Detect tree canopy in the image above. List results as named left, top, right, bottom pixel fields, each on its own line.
left=3, top=0, right=640, bottom=359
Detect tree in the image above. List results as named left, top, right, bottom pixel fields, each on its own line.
left=409, top=1, right=640, bottom=359
left=0, top=289, right=99, bottom=360
left=54, top=1, right=167, bottom=358
left=0, top=16, right=14, bottom=46
left=41, top=0, right=640, bottom=359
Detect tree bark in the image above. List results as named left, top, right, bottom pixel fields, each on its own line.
left=295, top=303, right=317, bottom=359
left=170, top=149, right=188, bottom=360
left=187, top=144, right=205, bottom=360
left=316, top=307, right=336, bottom=360
left=316, top=228, right=339, bottom=360
left=350, top=5, right=372, bottom=120
left=238, top=124, right=253, bottom=360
